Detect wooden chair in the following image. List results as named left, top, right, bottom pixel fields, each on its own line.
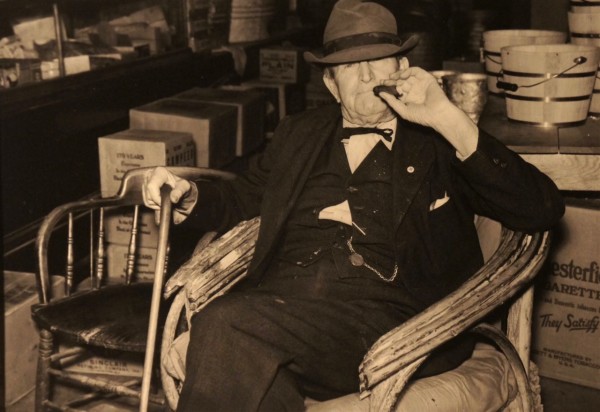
left=31, top=166, right=235, bottom=412
left=159, top=211, right=551, bottom=411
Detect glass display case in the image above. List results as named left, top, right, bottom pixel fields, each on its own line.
left=0, top=0, right=187, bottom=88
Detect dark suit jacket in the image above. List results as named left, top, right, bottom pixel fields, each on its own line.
left=186, top=103, right=564, bottom=306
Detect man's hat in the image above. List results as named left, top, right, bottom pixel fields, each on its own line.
left=303, top=0, right=419, bottom=65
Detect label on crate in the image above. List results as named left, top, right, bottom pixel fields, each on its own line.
left=532, top=200, right=600, bottom=390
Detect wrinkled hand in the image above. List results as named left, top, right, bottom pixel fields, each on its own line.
left=378, top=67, right=458, bottom=130
left=143, top=167, right=192, bottom=223
left=378, top=67, right=479, bottom=158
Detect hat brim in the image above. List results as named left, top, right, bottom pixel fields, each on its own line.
left=304, top=34, right=420, bottom=65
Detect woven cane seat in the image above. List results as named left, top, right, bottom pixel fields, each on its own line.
left=31, top=283, right=167, bottom=352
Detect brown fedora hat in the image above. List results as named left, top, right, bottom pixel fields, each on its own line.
left=303, top=0, right=419, bottom=65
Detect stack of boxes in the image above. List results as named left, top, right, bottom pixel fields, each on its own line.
left=173, top=87, right=266, bottom=156
left=129, top=98, right=238, bottom=168
left=97, top=86, right=275, bottom=284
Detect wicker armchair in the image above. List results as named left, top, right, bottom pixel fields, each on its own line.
left=160, top=210, right=550, bottom=411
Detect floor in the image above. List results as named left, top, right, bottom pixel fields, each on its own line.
left=539, top=377, right=600, bottom=411
left=7, top=376, right=600, bottom=411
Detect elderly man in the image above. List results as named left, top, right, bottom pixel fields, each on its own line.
left=144, top=0, right=564, bottom=410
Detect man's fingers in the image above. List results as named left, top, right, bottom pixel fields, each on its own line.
left=143, top=170, right=162, bottom=210
left=143, top=166, right=191, bottom=209
left=170, top=180, right=191, bottom=203
left=379, top=93, right=409, bottom=117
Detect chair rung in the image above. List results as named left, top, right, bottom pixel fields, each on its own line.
left=64, top=378, right=141, bottom=407
left=49, top=347, right=88, bottom=363
left=48, top=368, right=165, bottom=405
left=44, top=399, right=86, bottom=412
left=48, top=368, right=141, bottom=398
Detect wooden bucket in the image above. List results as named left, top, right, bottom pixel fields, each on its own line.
left=499, top=44, right=600, bottom=126
left=482, top=30, right=566, bottom=96
left=568, top=11, right=600, bottom=115
left=570, top=0, right=600, bottom=13
left=229, top=0, right=277, bottom=43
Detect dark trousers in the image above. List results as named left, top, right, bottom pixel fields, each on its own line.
left=177, top=257, right=474, bottom=412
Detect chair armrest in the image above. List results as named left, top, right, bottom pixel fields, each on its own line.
left=36, top=166, right=236, bottom=304
left=359, top=228, right=550, bottom=412
left=163, top=217, right=260, bottom=312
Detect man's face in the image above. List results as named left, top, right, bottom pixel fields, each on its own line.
left=324, top=56, right=406, bottom=125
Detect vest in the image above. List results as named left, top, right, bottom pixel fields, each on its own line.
left=273, top=132, right=397, bottom=281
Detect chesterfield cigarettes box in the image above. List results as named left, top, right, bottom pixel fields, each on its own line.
left=532, top=199, right=600, bottom=389
left=174, top=87, right=265, bottom=156
left=259, top=46, right=307, bottom=84
left=130, top=98, right=237, bottom=168
left=98, top=129, right=195, bottom=246
left=4, top=271, right=64, bottom=406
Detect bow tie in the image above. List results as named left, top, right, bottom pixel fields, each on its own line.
left=341, top=127, right=393, bottom=142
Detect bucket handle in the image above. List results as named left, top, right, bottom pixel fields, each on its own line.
left=483, top=52, right=502, bottom=66
left=496, top=56, right=588, bottom=92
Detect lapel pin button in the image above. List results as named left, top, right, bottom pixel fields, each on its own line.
left=407, top=166, right=415, bottom=173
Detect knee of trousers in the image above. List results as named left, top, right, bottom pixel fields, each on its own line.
left=189, top=293, right=253, bottom=335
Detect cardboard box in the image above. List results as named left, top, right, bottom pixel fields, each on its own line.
left=225, top=79, right=305, bottom=133
left=532, top=199, right=600, bottom=389
left=59, top=343, right=144, bottom=378
left=259, top=46, right=307, bottom=84
left=106, top=243, right=158, bottom=283
left=98, top=128, right=195, bottom=197
left=104, top=208, right=160, bottom=248
left=12, top=16, right=66, bottom=50
left=98, top=129, right=195, bottom=246
left=174, top=87, right=265, bottom=156
left=4, top=271, right=64, bottom=407
left=130, top=98, right=237, bottom=168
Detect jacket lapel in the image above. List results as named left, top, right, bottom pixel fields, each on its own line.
left=392, top=120, right=435, bottom=232
left=250, top=105, right=342, bottom=277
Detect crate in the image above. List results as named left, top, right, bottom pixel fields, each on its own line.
left=4, top=271, right=64, bottom=407
left=130, top=98, right=237, bottom=168
left=532, top=199, right=600, bottom=389
left=174, top=87, right=266, bottom=156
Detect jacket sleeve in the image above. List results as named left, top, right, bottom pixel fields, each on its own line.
left=451, top=128, right=565, bottom=233
left=177, top=115, right=294, bottom=233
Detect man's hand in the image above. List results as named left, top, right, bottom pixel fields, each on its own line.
left=378, top=67, right=478, bottom=159
left=378, top=67, right=454, bottom=128
left=143, top=167, right=193, bottom=224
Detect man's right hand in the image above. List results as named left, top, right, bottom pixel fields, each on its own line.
left=143, top=167, right=195, bottom=223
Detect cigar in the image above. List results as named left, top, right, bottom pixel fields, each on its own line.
left=373, top=85, right=402, bottom=98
